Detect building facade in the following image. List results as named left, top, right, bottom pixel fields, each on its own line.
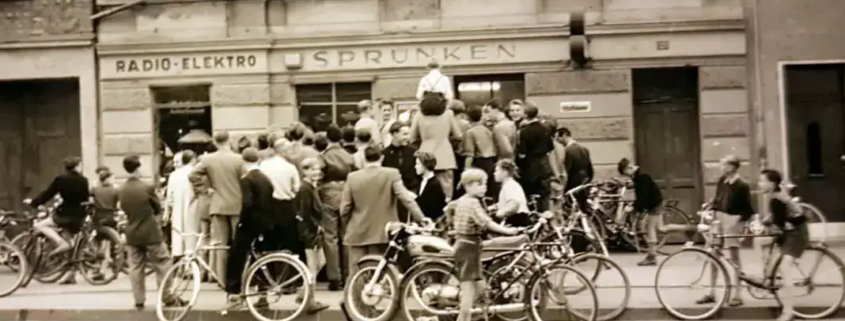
left=96, top=0, right=747, bottom=216
left=747, top=0, right=845, bottom=233
left=0, top=0, right=97, bottom=210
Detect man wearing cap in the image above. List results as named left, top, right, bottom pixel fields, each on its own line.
left=354, top=100, right=382, bottom=147
left=189, top=131, right=246, bottom=281
left=225, top=148, right=275, bottom=308
left=416, top=59, right=453, bottom=101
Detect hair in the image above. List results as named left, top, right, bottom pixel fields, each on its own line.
left=301, top=157, right=322, bottom=171
left=314, top=133, right=329, bottom=152
left=557, top=127, right=572, bottom=137
left=486, top=99, right=506, bottom=113
left=242, top=147, right=260, bottom=163
left=722, top=155, right=741, bottom=169
left=496, top=159, right=520, bottom=179
left=380, top=99, right=394, bottom=110
left=467, top=105, right=484, bottom=122
left=287, top=123, right=306, bottom=141
left=388, top=121, right=407, bottom=135
left=342, top=127, right=357, bottom=143
left=617, top=158, right=631, bottom=175
left=63, top=156, right=82, bottom=171
left=213, top=131, right=230, bottom=145
left=180, top=150, right=196, bottom=166
left=122, top=155, right=141, bottom=174
left=427, top=59, right=440, bottom=69
left=509, top=99, right=525, bottom=108
left=761, top=169, right=783, bottom=192
left=363, top=145, right=383, bottom=162
left=95, top=166, right=112, bottom=182
left=524, top=103, right=539, bottom=119
left=356, top=129, right=372, bottom=143
left=303, top=130, right=315, bottom=146
left=420, top=98, right=446, bottom=116
left=257, top=133, right=270, bottom=150
left=460, top=168, right=488, bottom=187
left=326, top=124, right=343, bottom=143
left=237, top=136, right=251, bottom=153
left=449, top=99, right=466, bottom=115
left=358, top=100, right=372, bottom=113
left=415, top=151, right=437, bottom=171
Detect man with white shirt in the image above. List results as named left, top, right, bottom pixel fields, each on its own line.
left=259, top=139, right=303, bottom=257
left=416, top=59, right=453, bottom=100
left=354, top=100, right=382, bottom=147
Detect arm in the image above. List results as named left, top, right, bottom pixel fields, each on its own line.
left=392, top=173, right=426, bottom=223
left=339, top=181, right=353, bottom=222
left=737, top=182, right=756, bottom=221
left=496, top=199, right=520, bottom=219
left=516, top=128, right=528, bottom=159
left=415, top=78, right=426, bottom=100
left=473, top=203, right=514, bottom=235
left=189, top=161, right=209, bottom=191
left=463, top=130, right=475, bottom=170
left=147, top=184, right=163, bottom=216
left=448, top=110, right=463, bottom=142
left=442, top=77, right=454, bottom=100
left=240, top=178, right=253, bottom=215
left=585, top=149, right=595, bottom=181
left=31, top=177, right=60, bottom=207
left=494, top=128, right=514, bottom=159
left=410, top=112, right=421, bottom=145
left=290, top=166, right=302, bottom=195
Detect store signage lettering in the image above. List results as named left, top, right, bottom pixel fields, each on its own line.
left=311, top=44, right=516, bottom=67
left=114, top=54, right=259, bottom=73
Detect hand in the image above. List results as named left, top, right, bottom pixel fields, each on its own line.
left=22, top=198, right=32, bottom=206
left=505, top=226, right=520, bottom=236
left=624, top=205, right=634, bottom=213
left=421, top=217, right=434, bottom=227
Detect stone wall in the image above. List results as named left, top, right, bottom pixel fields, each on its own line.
left=699, top=65, right=752, bottom=200
left=0, top=0, right=93, bottom=41
left=525, top=69, right=633, bottom=180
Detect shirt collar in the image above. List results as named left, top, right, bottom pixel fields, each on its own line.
left=364, top=163, right=381, bottom=169
left=422, top=171, right=435, bottom=180
left=427, top=69, right=442, bottom=77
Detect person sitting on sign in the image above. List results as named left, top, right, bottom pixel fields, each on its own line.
left=416, top=58, right=453, bottom=113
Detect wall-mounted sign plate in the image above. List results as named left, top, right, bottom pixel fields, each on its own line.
left=560, top=101, right=591, bottom=113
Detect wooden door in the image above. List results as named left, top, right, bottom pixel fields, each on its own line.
left=635, top=102, right=703, bottom=221
left=0, top=80, right=81, bottom=211
left=786, top=65, right=845, bottom=222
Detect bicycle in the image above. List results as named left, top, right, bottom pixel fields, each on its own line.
left=156, top=228, right=313, bottom=321
left=654, top=209, right=845, bottom=320
left=398, top=222, right=599, bottom=321
left=12, top=201, right=123, bottom=286
left=0, top=210, right=28, bottom=297
left=782, top=182, right=828, bottom=242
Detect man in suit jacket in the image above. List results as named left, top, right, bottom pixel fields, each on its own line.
left=341, top=145, right=431, bottom=276
left=560, top=127, right=595, bottom=212
left=119, top=155, right=179, bottom=310
left=189, top=131, right=246, bottom=282
left=224, top=148, right=275, bottom=306
left=516, top=104, right=554, bottom=212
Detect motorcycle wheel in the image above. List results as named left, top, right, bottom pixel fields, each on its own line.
left=343, top=263, right=401, bottom=321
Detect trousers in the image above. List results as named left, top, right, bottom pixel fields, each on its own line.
left=320, top=182, right=347, bottom=282
left=126, top=243, right=172, bottom=305
left=209, top=215, right=240, bottom=285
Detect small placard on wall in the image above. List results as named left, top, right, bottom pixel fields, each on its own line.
left=560, top=101, right=591, bottom=113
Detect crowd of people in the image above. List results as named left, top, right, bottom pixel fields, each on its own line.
left=18, top=59, right=809, bottom=321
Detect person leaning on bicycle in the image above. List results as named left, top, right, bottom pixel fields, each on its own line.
left=25, top=156, right=90, bottom=257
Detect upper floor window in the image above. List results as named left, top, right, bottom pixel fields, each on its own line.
left=297, top=82, right=371, bottom=131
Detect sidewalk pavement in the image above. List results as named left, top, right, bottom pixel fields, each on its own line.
left=1, top=245, right=844, bottom=321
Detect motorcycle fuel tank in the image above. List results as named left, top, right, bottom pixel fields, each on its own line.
left=406, top=234, right=454, bottom=256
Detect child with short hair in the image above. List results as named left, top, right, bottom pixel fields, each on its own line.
left=295, top=157, right=329, bottom=312
left=91, top=166, right=120, bottom=281
left=452, top=168, right=518, bottom=321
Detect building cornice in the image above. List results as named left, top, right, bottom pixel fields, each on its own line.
left=0, top=34, right=96, bottom=50
left=96, top=19, right=743, bottom=55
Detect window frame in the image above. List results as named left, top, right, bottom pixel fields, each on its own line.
left=296, top=82, right=372, bottom=127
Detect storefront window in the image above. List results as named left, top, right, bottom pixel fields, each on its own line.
left=454, top=74, right=524, bottom=109
left=297, top=82, right=372, bottom=130
left=152, top=85, right=213, bottom=179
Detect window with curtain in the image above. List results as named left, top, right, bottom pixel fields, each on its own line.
left=297, top=82, right=372, bottom=131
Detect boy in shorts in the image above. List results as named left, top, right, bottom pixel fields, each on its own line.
left=452, top=168, right=519, bottom=321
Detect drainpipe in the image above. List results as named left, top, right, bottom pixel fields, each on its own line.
left=751, top=0, right=767, bottom=172
left=92, top=2, right=103, bottom=169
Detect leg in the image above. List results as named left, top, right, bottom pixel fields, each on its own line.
left=638, top=213, right=660, bottom=266
left=321, top=208, right=343, bottom=287
left=210, top=215, right=232, bottom=285
left=436, top=170, right=454, bottom=201
left=126, top=245, right=148, bottom=307
left=777, top=254, right=797, bottom=321
left=225, top=222, right=259, bottom=294
left=199, top=218, right=211, bottom=281
left=147, top=243, right=177, bottom=304
left=34, top=218, right=71, bottom=254
left=457, top=281, right=477, bottom=321
left=346, top=246, right=367, bottom=278
left=183, top=212, right=201, bottom=255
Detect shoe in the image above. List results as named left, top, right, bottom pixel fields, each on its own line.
left=164, top=297, right=188, bottom=307
left=683, top=241, right=695, bottom=248
left=224, top=295, right=246, bottom=311
left=91, top=273, right=105, bottom=282
left=776, top=311, right=794, bottom=321
left=306, top=301, right=329, bottom=314
left=295, top=289, right=304, bottom=304
left=637, top=255, right=657, bottom=266
left=695, top=294, right=716, bottom=305
left=254, top=297, right=270, bottom=309
left=728, top=297, right=744, bottom=307
left=134, top=303, right=144, bottom=311
left=328, top=280, right=342, bottom=291
left=59, top=278, right=77, bottom=285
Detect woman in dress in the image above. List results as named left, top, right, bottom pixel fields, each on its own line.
left=410, top=98, right=463, bottom=202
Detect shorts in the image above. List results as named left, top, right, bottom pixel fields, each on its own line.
left=36, top=216, right=84, bottom=234
left=714, top=211, right=744, bottom=248
left=454, top=236, right=482, bottom=282
left=777, top=224, right=809, bottom=258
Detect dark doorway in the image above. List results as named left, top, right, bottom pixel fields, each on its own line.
left=153, top=85, right=213, bottom=179
left=633, top=67, right=703, bottom=223
left=454, top=74, right=525, bottom=109
left=785, top=63, right=845, bottom=222
left=0, top=79, right=82, bottom=211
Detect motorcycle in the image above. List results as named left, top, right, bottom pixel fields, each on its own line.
left=342, top=221, right=449, bottom=321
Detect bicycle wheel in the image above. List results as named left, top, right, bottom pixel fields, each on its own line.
left=656, top=206, right=693, bottom=255
left=655, top=247, right=729, bottom=320
left=558, top=228, right=603, bottom=282
left=156, top=260, right=201, bottom=321
left=343, top=263, right=401, bottom=321
left=772, top=244, right=845, bottom=319
left=526, top=262, right=597, bottom=321
left=75, top=227, right=123, bottom=286
left=14, top=232, right=42, bottom=287
left=0, top=242, right=27, bottom=297
left=798, top=203, right=827, bottom=242
left=15, top=232, right=71, bottom=284
left=243, top=252, right=312, bottom=321
left=570, top=253, right=630, bottom=321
